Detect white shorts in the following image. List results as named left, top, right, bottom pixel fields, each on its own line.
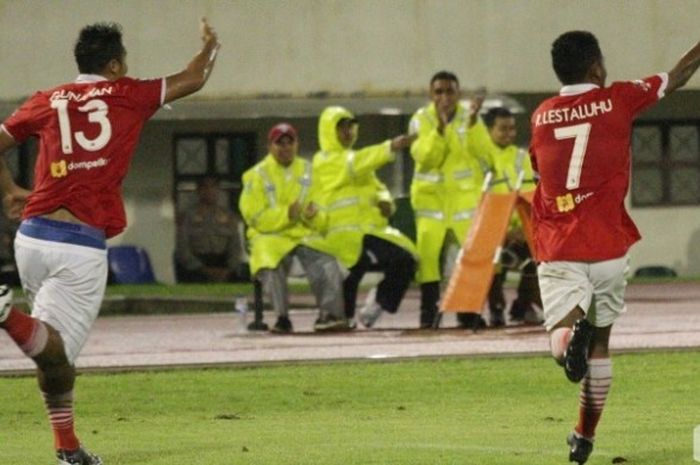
left=14, top=218, right=108, bottom=364
left=538, top=255, right=629, bottom=331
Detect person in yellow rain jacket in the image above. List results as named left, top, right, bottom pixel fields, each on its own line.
left=482, top=107, right=542, bottom=327
left=239, top=123, right=349, bottom=333
left=312, top=106, right=417, bottom=328
left=409, top=71, right=492, bottom=329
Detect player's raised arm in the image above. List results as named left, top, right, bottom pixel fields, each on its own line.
left=666, top=40, right=700, bottom=94
left=164, top=17, right=221, bottom=104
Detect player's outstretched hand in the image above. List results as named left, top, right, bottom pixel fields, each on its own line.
left=200, top=17, right=220, bottom=49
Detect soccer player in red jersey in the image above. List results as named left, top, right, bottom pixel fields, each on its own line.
left=0, top=19, right=220, bottom=465
left=530, top=31, right=700, bottom=464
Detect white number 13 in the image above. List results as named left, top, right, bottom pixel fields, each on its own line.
left=554, top=122, right=591, bottom=190
left=50, top=98, right=112, bottom=154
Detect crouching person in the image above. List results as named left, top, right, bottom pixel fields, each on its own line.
left=240, top=123, right=349, bottom=333
left=312, top=106, right=418, bottom=329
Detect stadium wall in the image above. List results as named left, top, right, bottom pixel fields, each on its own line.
left=1, top=0, right=700, bottom=97
left=1, top=0, right=699, bottom=281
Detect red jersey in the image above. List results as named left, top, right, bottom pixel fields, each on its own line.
left=2, top=75, right=164, bottom=238
left=529, top=73, right=668, bottom=261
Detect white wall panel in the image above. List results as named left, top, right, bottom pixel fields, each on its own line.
left=2, top=0, right=700, bottom=99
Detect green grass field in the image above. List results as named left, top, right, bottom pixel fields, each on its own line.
left=1, top=351, right=698, bottom=465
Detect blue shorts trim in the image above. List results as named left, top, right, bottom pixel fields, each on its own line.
left=19, top=217, right=106, bottom=250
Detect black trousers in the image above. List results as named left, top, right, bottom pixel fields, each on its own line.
left=344, top=235, right=416, bottom=318
left=488, top=239, right=541, bottom=317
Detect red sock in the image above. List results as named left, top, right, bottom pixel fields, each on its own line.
left=1, top=308, right=48, bottom=357
left=43, top=391, right=80, bottom=451
left=575, top=357, right=612, bottom=440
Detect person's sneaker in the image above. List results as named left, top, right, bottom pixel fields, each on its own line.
left=270, top=316, right=293, bottom=334
left=0, top=284, right=12, bottom=324
left=314, top=316, right=350, bottom=332
left=567, top=431, right=593, bottom=464
left=564, top=319, right=594, bottom=382
left=57, top=445, right=103, bottom=465
left=347, top=317, right=357, bottom=330
left=359, top=287, right=383, bottom=328
left=359, top=302, right=383, bottom=328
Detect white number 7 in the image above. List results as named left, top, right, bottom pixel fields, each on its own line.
left=554, top=122, right=591, bottom=190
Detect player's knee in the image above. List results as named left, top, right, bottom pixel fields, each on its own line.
left=549, top=327, right=572, bottom=365
left=17, top=318, right=50, bottom=359
left=32, top=324, right=70, bottom=368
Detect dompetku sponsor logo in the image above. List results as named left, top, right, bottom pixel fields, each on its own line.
left=50, top=158, right=109, bottom=178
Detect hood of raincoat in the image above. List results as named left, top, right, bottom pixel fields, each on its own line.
left=318, top=106, right=358, bottom=152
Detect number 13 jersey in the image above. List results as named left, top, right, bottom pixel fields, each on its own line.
left=2, top=74, right=164, bottom=238
left=529, top=73, right=668, bottom=262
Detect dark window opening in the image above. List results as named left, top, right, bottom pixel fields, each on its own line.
left=632, top=122, right=700, bottom=207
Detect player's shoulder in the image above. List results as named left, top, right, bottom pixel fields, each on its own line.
left=32, top=82, right=73, bottom=101
left=115, top=76, right=154, bottom=84
left=112, top=76, right=162, bottom=90
left=608, top=74, right=665, bottom=94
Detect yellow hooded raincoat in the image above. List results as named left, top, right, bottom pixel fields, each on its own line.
left=312, top=106, right=417, bottom=268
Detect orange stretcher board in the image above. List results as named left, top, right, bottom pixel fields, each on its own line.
left=440, top=189, right=536, bottom=314
left=440, top=191, right=518, bottom=313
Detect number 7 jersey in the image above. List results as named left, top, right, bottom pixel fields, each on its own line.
left=1, top=74, right=164, bottom=238
left=529, top=73, right=668, bottom=261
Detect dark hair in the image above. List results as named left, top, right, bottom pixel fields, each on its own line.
left=483, top=107, right=513, bottom=128
left=551, top=31, right=602, bottom=85
left=430, top=70, right=459, bottom=87
left=74, top=22, right=126, bottom=74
